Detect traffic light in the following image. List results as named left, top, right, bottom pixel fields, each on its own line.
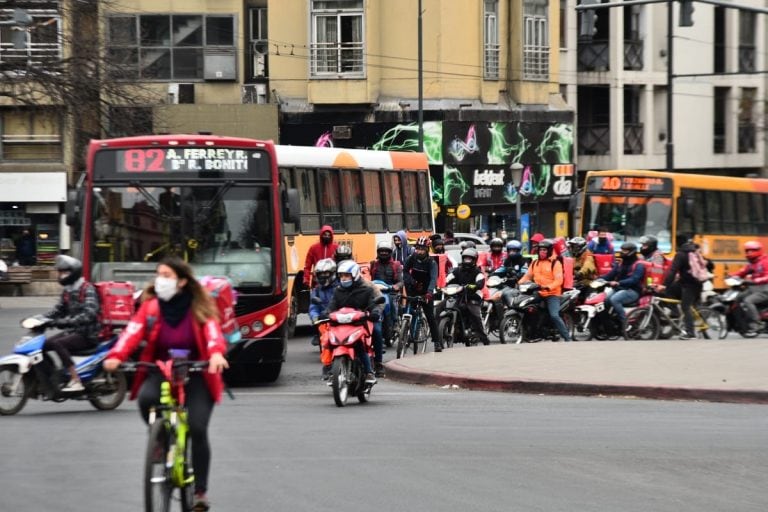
left=679, top=0, right=694, bottom=27
left=11, top=8, right=33, bottom=50
left=579, top=0, right=600, bottom=39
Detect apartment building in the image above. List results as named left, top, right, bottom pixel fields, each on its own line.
left=560, top=0, right=765, bottom=177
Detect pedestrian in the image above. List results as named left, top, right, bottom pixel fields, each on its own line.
left=103, top=256, right=230, bottom=511
left=392, top=230, right=413, bottom=265
left=303, top=225, right=338, bottom=288
left=16, top=229, right=36, bottom=266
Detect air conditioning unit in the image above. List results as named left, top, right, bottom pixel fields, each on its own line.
left=167, top=83, right=195, bottom=104
left=242, top=84, right=268, bottom=104
left=204, top=49, right=237, bottom=80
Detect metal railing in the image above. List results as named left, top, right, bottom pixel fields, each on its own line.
left=624, top=39, right=643, bottom=70
left=577, top=123, right=610, bottom=155
left=577, top=39, right=609, bottom=72
left=623, top=123, right=644, bottom=155
left=310, top=41, right=364, bottom=77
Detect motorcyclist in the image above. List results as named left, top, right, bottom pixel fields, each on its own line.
left=403, top=236, right=442, bottom=351
left=518, top=239, right=572, bottom=342
left=334, top=244, right=353, bottom=264
left=639, top=235, right=668, bottom=286
left=502, top=240, right=529, bottom=281
left=42, top=255, right=101, bottom=392
left=602, top=242, right=646, bottom=327
left=480, top=238, right=506, bottom=274
left=308, top=258, right=338, bottom=380
left=729, top=240, right=768, bottom=331
left=568, top=236, right=597, bottom=289
left=588, top=228, right=615, bottom=255
left=529, top=232, right=545, bottom=259
left=369, top=241, right=403, bottom=376
left=445, top=248, right=490, bottom=345
left=326, top=260, right=383, bottom=384
left=303, top=225, right=338, bottom=287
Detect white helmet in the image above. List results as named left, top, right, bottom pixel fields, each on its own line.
left=336, top=260, right=361, bottom=281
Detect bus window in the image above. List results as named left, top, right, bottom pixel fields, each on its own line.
left=363, top=171, right=385, bottom=232
left=736, top=192, right=754, bottom=234
left=417, top=173, right=432, bottom=229
left=319, top=169, right=343, bottom=231
left=704, top=190, right=722, bottom=233
left=721, top=192, right=737, bottom=234
left=402, top=172, right=420, bottom=229
left=294, top=167, right=320, bottom=233
left=279, top=167, right=297, bottom=236
left=383, top=172, right=404, bottom=230
left=755, top=194, right=768, bottom=233
left=341, top=170, right=365, bottom=233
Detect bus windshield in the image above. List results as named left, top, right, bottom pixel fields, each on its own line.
left=90, top=184, right=273, bottom=290
left=582, top=195, right=673, bottom=252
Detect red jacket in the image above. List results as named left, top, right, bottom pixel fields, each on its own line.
left=732, top=254, right=768, bottom=284
left=107, top=297, right=228, bottom=402
left=303, top=225, right=338, bottom=286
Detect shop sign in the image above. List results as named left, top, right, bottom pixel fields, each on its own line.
left=456, top=204, right=471, bottom=220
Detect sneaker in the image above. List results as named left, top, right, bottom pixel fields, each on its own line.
left=192, top=493, right=210, bottom=511
left=311, top=335, right=320, bottom=346
left=433, top=342, right=443, bottom=353
left=364, top=372, right=377, bottom=384
left=374, top=362, right=386, bottom=378
left=679, top=332, right=696, bottom=340
left=321, top=365, right=332, bottom=381
left=61, top=379, right=84, bottom=392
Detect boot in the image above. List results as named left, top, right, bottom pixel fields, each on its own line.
left=433, top=341, right=443, bottom=352
left=374, top=361, right=386, bottom=378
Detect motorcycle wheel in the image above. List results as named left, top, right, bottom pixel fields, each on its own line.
left=331, top=356, right=351, bottom=407
left=624, top=307, right=660, bottom=340
left=572, top=311, right=592, bottom=341
left=437, top=317, right=454, bottom=349
left=696, top=307, right=722, bottom=340
left=499, top=314, right=523, bottom=344
left=0, top=365, right=29, bottom=416
left=357, top=380, right=371, bottom=403
left=88, top=369, right=127, bottom=411
left=396, top=320, right=410, bottom=359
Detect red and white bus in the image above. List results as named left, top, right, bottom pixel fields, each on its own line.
left=68, top=134, right=299, bottom=384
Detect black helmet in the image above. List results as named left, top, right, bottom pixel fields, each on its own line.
left=638, top=235, right=658, bottom=257
left=334, top=244, right=353, bottom=263
left=620, top=242, right=637, bottom=258
left=54, top=254, right=83, bottom=286
left=537, top=239, right=554, bottom=258
left=489, top=238, right=504, bottom=252
left=568, top=236, right=587, bottom=257
left=460, top=248, right=478, bottom=268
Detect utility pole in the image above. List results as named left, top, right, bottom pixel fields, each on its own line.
left=417, top=0, right=424, bottom=153
left=666, top=0, right=674, bottom=172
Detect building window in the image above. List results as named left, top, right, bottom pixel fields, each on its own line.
left=0, top=108, right=62, bottom=161
left=559, top=0, right=567, bottom=49
left=484, top=1, right=499, bottom=79
left=523, top=0, right=549, bottom=81
left=0, top=7, right=62, bottom=69
left=738, top=11, right=756, bottom=73
left=310, top=0, right=364, bottom=78
left=106, top=14, right=236, bottom=81
left=248, top=7, right=269, bottom=80
left=713, top=87, right=728, bottom=154
left=738, top=87, right=756, bottom=154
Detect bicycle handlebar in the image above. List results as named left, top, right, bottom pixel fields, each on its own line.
left=119, top=360, right=210, bottom=372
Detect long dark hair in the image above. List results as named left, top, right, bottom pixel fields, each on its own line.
left=144, top=256, right=218, bottom=323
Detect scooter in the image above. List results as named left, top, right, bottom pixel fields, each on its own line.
left=438, top=283, right=486, bottom=347
left=572, top=279, right=627, bottom=341
left=499, top=282, right=580, bottom=344
left=0, top=315, right=127, bottom=415
left=322, top=306, right=380, bottom=407
left=481, top=268, right=517, bottom=342
left=709, top=276, right=768, bottom=339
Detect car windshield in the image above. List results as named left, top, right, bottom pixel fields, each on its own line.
left=582, top=194, right=673, bottom=252
left=90, top=184, right=273, bottom=290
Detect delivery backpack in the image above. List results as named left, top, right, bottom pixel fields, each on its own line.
left=67, top=281, right=136, bottom=339
left=199, top=275, right=241, bottom=343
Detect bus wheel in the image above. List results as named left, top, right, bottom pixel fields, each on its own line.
left=287, top=293, right=298, bottom=338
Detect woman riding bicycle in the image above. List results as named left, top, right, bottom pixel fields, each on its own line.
left=104, top=256, right=229, bottom=512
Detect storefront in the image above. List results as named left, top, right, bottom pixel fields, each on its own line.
left=0, top=172, right=67, bottom=266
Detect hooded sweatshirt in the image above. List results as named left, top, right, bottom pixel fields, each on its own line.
left=392, top=230, right=414, bottom=265
left=303, top=225, right=338, bottom=286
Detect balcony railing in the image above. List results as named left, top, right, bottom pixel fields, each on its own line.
left=577, top=40, right=609, bottom=72
left=738, top=45, right=756, bottom=73
left=0, top=43, right=62, bottom=69
left=624, top=39, right=643, bottom=70
left=310, top=42, right=364, bottom=77
left=738, top=122, right=756, bottom=153
left=484, top=43, right=500, bottom=79
left=578, top=123, right=610, bottom=155
left=624, top=123, right=644, bottom=155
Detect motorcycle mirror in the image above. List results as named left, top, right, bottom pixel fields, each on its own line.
left=374, top=296, right=386, bottom=305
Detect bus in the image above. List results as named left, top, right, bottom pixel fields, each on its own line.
left=68, top=134, right=299, bottom=384
left=579, top=170, right=768, bottom=288
left=275, top=145, right=434, bottom=334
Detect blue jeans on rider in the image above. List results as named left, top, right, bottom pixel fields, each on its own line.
left=355, top=344, right=373, bottom=374
left=372, top=320, right=384, bottom=364
left=545, top=295, right=571, bottom=341
left=608, top=289, right=639, bottom=324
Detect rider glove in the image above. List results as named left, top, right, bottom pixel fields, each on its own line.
left=369, top=312, right=380, bottom=322
left=466, top=284, right=477, bottom=291
left=424, top=292, right=433, bottom=302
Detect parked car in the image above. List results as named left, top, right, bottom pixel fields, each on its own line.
left=445, top=233, right=489, bottom=253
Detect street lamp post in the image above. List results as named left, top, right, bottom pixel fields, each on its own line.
left=417, top=0, right=424, bottom=152
left=510, top=163, right=524, bottom=240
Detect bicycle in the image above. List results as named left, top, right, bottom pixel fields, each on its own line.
left=624, top=293, right=721, bottom=340
left=122, top=354, right=209, bottom=512
left=394, top=295, right=431, bottom=358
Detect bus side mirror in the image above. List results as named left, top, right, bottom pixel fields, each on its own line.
left=283, top=188, right=300, bottom=224
left=682, top=196, right=695, bottom=218
left=65, top=188, right=82, bottom=227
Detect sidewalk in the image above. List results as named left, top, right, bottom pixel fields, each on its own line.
left=384, top=339, right=768, bottom=404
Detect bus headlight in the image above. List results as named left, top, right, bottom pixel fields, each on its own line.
left=251, top=320, right=264, bottom=333
left=264, top=314, right=276, bottom=326
left=240, top=325, right=251, bottom=336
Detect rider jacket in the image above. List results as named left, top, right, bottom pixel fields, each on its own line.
left=326, top=279, right=384, bottom=316
left=403, top=254, right=437, bottom=296
left=46, top=279, right=101, bottom=342
left=731, top=254, right=768, bottom=285
left=573, top=250, right=598, bottom=287
left=447, top=265, right=486, bottom=303
left=480, top=251, right=505, bottom=273
left=303, top=225, right=338, bottom=286
left=604, top=255, right=645, bottom=294
left=309, top=281, right=338, bottom=322
left=370, top=259, right=403, bottom=289
left=519, top=254, right=564, bottom=297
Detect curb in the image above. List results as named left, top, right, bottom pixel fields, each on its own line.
left=384, top=360, right=768, bottom=405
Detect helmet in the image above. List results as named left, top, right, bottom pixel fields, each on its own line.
left=414, top=236, right=430, bottom=260
left=431, top=237, right=445, bottom=253
left=490, top=238, right=504, bottom=252
left=460, top=248, right=479, bottom=268
left=537, top=239, right=554, bottom=258
left=620, top=241, right=637, bottom=258
left=459, top=240, right=476, bottom=250
left=568, top=236, right=587, bottom=257
left=314, top=258, right=337, bottom=287
left=334, top=244, right=353, bottom=263
left=638, top=235, right=658, bottom=257
left=744, top=241, right=764, bottom=261
left=506, top=240, right=522, bottom=252
left=415, top=236, right=430, bottom=248
left=54, top=254, right=83, bottom=286
left=376, top=241, right=393, bottom=261
left=530, top=233, right=545, bottom=244
left=336, top=260, right=361, bottom=281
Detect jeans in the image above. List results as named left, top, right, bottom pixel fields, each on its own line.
left=371, top=321, right=384, bottom=364
left=355, top=344, right=373, bottom=374
left=544, top=295, right=571, bottom=341
left=608, top=289, right=640, bottom=323
left=681, top=283, right=702, bottom=336
left=743, top=286, right=768, bottom=325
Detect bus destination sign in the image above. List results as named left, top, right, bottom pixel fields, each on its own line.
left=587, top=175, right=672, bottom=194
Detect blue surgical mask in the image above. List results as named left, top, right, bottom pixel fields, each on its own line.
left=339, top=279, right=353, bottom=288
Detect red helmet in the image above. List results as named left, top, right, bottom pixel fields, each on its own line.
left=744, top=241, right=764, bottom=261
left=415, top=236, right=431, bottom=248
left=530, top=233, right=545, bottom=244
left=553, top=237, right=567, bottom=256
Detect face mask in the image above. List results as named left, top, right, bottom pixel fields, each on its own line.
left=155, top=276, right=179, bottom=301
left=339, top=279, right=353, bottom=288
left=598, top=237, right=607, bottom=244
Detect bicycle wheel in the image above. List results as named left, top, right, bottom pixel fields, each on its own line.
left=179, top=431, right=195, bottom=512
left=145, top=420, right=172, bottom=512
left=624, top=307, right=659, bottom=340
left=695, top=307, right=722, bottom=340
left=395, top=320, right=410, bottom=359
left=417, top=314, right=430, bottom=354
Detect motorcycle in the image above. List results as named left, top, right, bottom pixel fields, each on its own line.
left=438, top=283, right=486, bottom=347
left=572, top=279, right=629, bottom=341
left=0, top=315, right=127, bottom=415
left=480, top=268, right=517, bottom=342
left=499, top=282, right=580, bottom=344
left=322, top=304, right=382, bottom=407
left=709, top=276, right=768, bottom=338
left=372, top=279, right=401, bottom=347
